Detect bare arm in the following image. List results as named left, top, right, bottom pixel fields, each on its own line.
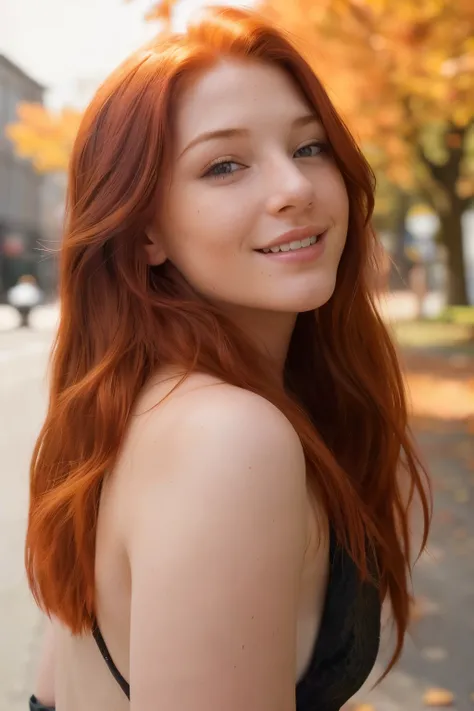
left=33, top=617, right=55, bottom=706
left=127, top=388, right=308, bottom=711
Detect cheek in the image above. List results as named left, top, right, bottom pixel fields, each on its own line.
left=163, top=185, right=247, bottom=261
left=320, top=168, right=349, bottom=220
left=160, top=202, right=243, bottom=285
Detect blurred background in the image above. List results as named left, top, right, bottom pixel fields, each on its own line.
left=0, top=0, right=473, bottom=709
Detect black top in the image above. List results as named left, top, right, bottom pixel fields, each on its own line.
left=92, top=528, right=381, bottom=711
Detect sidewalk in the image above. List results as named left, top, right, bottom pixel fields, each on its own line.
left=377, top=290, right=445, bottom=321
left=348, top=335, right=474, bottom=711
left=0, top=303, right=59, bottom=332
left=0, top=290, right=448, bottom=333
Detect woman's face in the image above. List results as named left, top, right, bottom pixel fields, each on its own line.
left=150, top=58, right=349, bottom=315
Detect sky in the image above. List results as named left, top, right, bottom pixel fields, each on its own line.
left=0, top=0, right=244, bottom=109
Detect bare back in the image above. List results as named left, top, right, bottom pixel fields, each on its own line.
left=53, top=372, right=329, bottom=711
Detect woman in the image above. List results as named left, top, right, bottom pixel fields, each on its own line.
left=27, top=6, right=431, bottom=711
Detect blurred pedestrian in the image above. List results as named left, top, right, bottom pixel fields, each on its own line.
left=7, top=274, right=42, bottom=328
left=26, top=7, right=430, bottom=711
left=406, top=247, right=428, bottom=318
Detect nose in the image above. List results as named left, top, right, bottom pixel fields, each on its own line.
left=264, top=156, right=315, bottom=216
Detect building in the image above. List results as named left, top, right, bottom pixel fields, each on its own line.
left=0, top=53, right=48, bottom=300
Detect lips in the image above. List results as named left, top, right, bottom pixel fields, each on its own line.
left=258, top=234, right=320, bottom=253
left=256, top=225, right=328, bottom=252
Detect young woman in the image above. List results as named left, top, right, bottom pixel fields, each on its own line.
left=26, top=6, right=431, bottom=711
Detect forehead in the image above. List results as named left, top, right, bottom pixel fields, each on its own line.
left=173, top=59, right=314, bottom=142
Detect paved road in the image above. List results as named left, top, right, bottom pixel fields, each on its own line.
left=0, top=307, right=55, bottom=711
left=352, top=415, right=474, bottom=711
left=0, top=303, right=472, bottom=710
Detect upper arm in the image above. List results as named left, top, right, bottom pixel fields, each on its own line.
left=127, top=389, right=307, bottom=711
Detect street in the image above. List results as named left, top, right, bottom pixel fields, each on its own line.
left=0, top=302, right=472, bottom=711
left=353, top=416, right=474, bottom=710
left=0, top=306, right=56, bottom=711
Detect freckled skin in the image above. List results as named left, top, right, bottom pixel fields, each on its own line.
left=147, top=59, right=349, bottom=327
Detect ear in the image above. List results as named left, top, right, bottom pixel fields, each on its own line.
left=144, top=227, right=167, bottom=266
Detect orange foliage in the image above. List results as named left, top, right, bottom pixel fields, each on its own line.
left=6, top=0, right=179, bottom=174
left=6, top=104, right=82, bottom=173
left=6, top=0, right=473, bottom=188
left=258, top=0, right=474, bottom=192
left=126, top=0, right=176, bottom=25
left=143, top=0, right=174, bottom=23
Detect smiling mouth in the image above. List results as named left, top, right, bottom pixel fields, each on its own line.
left=257, top=234, right=323, bottom=254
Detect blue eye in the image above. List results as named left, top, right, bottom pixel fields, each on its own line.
left=204, top=160, right=241, bottom=178
left=294, top=141, right=329, bottom=158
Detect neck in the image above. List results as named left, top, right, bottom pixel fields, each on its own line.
left=219, top=304, right=297, bottom=377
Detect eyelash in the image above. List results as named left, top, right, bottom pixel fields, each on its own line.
left=203, top=141, right=330, bottom=179
left=294, top=141, right=330, bottom=159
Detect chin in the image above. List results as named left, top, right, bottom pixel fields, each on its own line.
left=283, top=279, right=338, bottom=314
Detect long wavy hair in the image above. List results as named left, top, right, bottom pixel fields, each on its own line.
left=26, top=5, right=430, bottom=675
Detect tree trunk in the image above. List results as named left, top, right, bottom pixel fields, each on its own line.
left=413, top=122, right=472, bottom=306
left=439, top=198, right=469, bottom=306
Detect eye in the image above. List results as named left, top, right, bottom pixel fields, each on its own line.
left=203, top=160, right=243, bottom=178
left=294, top=141, right=330, bottom=158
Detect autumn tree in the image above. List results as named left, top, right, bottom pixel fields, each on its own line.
left=135, top=0, right=175, bottom=24
left=256, top=0, right=474, bottom=304
left=6, top=104, right=82, bottom=173
left=5, top=0, right=176, bottom=173
left=128, top=0, right=474, bottom=303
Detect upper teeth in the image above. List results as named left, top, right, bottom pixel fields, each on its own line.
left=261, top=235, right=318, bottom=253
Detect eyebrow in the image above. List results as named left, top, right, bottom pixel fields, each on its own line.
left=178, top=114, right=321, bottom=159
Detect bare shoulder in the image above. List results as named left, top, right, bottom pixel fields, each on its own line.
left=172, top=380, right=304, bottom=449
left=129, top=375, right=306, bottom=492
left=142, top=372, right=302, bottom=437
left=124, top=377, right=308, bottom=708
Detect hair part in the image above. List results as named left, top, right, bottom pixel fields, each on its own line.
left=26, top=5, right=430, bottom=678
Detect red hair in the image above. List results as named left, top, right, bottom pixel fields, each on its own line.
left=26, top=5, right=430, bottom=676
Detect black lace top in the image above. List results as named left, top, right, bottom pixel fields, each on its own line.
left=295, top=527, right=381, bottom=710
left=92, top=527, right=381, bottom=711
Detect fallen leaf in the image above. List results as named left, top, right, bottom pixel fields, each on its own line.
left=409, top=597, right=424, bottom=622
left=410, top=596, right=441, bottom=622
left=351, top=705, right=376, bottom=711
left=423, top=687, right=455, bottom=706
